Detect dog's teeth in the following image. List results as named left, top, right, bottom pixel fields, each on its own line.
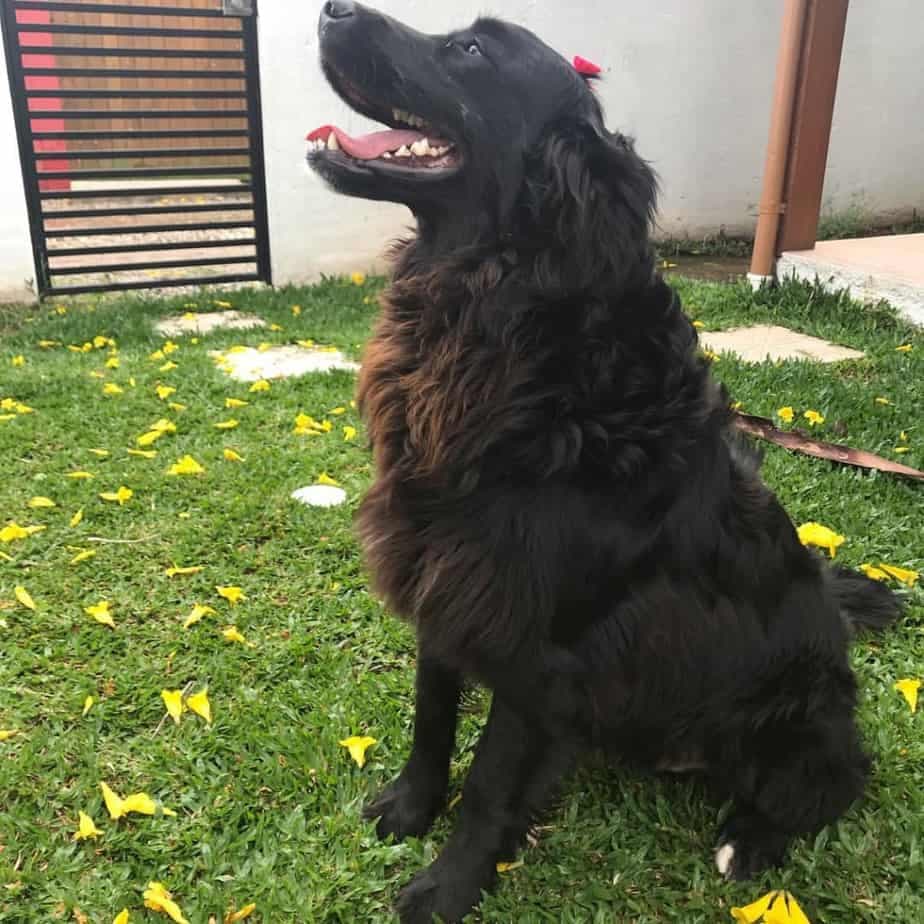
left=395, top=145, right=411, bottom=157
left=392, top=108, right=402, bottom=122
left=327, top=133, right=340, bottom=151
left=410, top=138, right=429, bottom=157
left=382, top=152, right=392, bottom=159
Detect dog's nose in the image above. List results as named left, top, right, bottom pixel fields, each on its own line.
left=323, top=0, right=355, bottom=20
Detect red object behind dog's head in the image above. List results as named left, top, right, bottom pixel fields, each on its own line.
left=573, top=55, right=602, bottom=78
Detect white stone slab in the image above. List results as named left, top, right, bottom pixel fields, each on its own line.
left=156, top=311, right=267, bottom=336
left=291, top=485, right=347, bottom=507
left=700, top=324, right=864, bottom=363
left=215, top=345, right=359, bottom=382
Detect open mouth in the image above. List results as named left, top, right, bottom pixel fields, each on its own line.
left=307, top=75, right=462, bottom=175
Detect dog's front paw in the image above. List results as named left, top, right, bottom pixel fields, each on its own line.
left=363, top=772, right=445, bottom=842
left=396, top=860, right=494, bottom=924
left=716, top=812, right=790, bottom=881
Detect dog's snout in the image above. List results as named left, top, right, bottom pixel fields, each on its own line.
left=323, top=0, right=356, bottom=20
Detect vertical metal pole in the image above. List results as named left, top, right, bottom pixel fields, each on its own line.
left=240, top=0, right=272, bottom=285
left=1, top=0, right=49, bottom=296
left=777, top=0, right=850, bottom=253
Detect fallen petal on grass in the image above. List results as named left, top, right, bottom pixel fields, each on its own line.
left=143, top=881, right=189, bottom=924
left=339, top=735, right=377, bottom=768
left=14, top=585, right=36, bottom=611
left=894, top=679, right=921, bottom=714
left=74, top=811, right=102, bottom=841
left=796, top=522, right=845, bottom=558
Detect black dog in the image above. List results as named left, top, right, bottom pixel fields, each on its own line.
left=308, top=4, right=902, bottom=921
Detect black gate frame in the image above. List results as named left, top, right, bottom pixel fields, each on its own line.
left=0, top=0, right=271, bottom=297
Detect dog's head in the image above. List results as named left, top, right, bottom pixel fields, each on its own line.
left=309, top=1, right=656, bottom=285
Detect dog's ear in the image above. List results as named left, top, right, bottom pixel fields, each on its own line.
left=523, top=122, right=658, bottom=291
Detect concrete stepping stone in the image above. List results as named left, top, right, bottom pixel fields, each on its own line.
left=156, top=311, right=267, bottom=337
left=700, top=324, right=864, bottom=363
left=215, top=345, right=359, bottom=382
left=291, top=485, right=347, bottom=507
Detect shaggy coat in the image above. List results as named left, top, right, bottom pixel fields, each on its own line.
left=309, top=5, right=901, bottom=921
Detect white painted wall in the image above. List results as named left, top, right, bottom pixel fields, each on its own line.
left=258, top=1, right=924, bottom=284
left=0, top=28, right=37, bottom=303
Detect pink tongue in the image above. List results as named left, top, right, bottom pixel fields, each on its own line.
left=307, top=125, right=433, bottom=160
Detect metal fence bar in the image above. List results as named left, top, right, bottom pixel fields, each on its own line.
left=45, top=203, right=253, bottom=219
left=48, top=273, right=263, bottom=295
left=40, top=183, right=252, bottom=200
left=51, top=254, right=258, bottom=275
left=35, top=146, right=251, bottom=160
left=24, top=67, right=245, bottom=79
left=49, top=238, right=257, bottom=257
left=28, top=88, right=246, bottom=98
left=19, top=24, right=244, bottom=40
left=45, top=219, right=257, bottom=238
left=34, top=129, right=249, bottom=140
left=14, top=2, right=232, bottom=18
left=28, top=108, right=248, bottom=119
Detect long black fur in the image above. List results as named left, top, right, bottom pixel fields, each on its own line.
left=310, top=5, right=903, bottom=921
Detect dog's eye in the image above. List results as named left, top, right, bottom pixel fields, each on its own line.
left=465, top=41, right=482, bottom=56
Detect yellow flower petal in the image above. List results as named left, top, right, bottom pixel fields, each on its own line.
left=249, top=379, right=271, bottom=392
left=859, top=563, right=888, bottom=582
left=113, top=909, right=130, bottom=924
left=225, top=903, right=257, bottom=923
left=128, top=448, right=157, bottom=459
left=70, top=509, right=84, bottom=527
left=731, top=890, right=779, bottom=923
left=161, top=689, right=185, bottom=724
left=764, top=892, right=810, bottom=924
left=162, top=341, right=179, bottom=355
left=103, top=383, right=124, bottom=396
left=496, top=860, right=524, bottom=873
left=223, top=448, right=245, bottom=463
left=82, top=695, right=94, bottom=716
left=99, top=486, right=133, bottom=505
left=28, top=496, right=56, bottom=508
left=38, top=339, right=60, bottom=348
left=165, top=564, right=203, bottom=577
left=88, top=448, right=110, bottom=458
left=777, top=406, right=794, bottom=424
left=159, top=361, right=178, bottom=372
left=100, top=781, right=124, bottom=819
left=85, top=600, right=115, bottom=629
left=121, top=792, right=156, bottom=816
left=874, top=397, right=891, bottom=405
left=0, top=729, right=19, bottom=741
left=350, top=271, right=367, bottom=286
left=14, top=585, right=36, bottom=611
left=143, top=881, right=190, bottom=924
left=316, top=472, right=340, bottom=487
left=150, top=350, right=165, bottom=361
left=214, top=300, right=233, bottom=309
left=11, top=355, right=25, bottom=367
left=221, top=625, right=250, bottom=645
left=183, top=604, right=215, bottom=629
left=876, top=563, right=919, bottom=587
left=692, top=320, right=706, bottom=329
left=803, top=409, right=824, bottom=426
left=269, top=323, right=283, bottom=332
left=166, top=455, right=205, bottom=476
left=1, top=521, right=30, bottom=542
left=214, top=419, right=239, bottom=430
left=330, top=406, right=347, bottom=415
left=797, top=522, right=845, bottom=558
left=169, top=402, right=185, bottom=412
left=217, top=585, right=245, bottom=605
left=74, top=811, right=102, bottom=841
left=137, top=430, right=164, bottom=447
left=68, top=471, right=95, bottom=480
left=894, top=678, right=921, bottom=714
left=291, top=304, right=302, bottom=316
left=343, top=425, right=357, bottom=442
left=156, top=385, right=176, bottom=401
left=105, top=357, right=120, bottom=369
left=895, top=343, right=912, bottom=353
left=339, top=735, right=377, bottom=768
left=225, top=398, right=248, bottom=408
left=186, top=689, right=212, bottom=724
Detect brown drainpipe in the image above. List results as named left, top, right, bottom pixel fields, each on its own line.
left=748, top=0, right=810, bottom=287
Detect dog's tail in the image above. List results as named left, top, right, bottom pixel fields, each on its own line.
left=830, top=565, right=903, bottom=634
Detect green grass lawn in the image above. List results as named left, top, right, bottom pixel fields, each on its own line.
left=0, top=277, right=921, bottom=924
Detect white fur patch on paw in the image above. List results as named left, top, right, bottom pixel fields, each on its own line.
left=715, top=843, right=735, bottom=877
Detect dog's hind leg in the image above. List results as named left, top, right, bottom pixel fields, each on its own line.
left=395, top=694, right=578, bottom=924
left=715, top=715, right=869, bottom=880
left=364, top=656, right=462, bottom=841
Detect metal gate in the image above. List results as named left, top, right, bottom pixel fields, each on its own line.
left=0, top=0, right=271, bottom=296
